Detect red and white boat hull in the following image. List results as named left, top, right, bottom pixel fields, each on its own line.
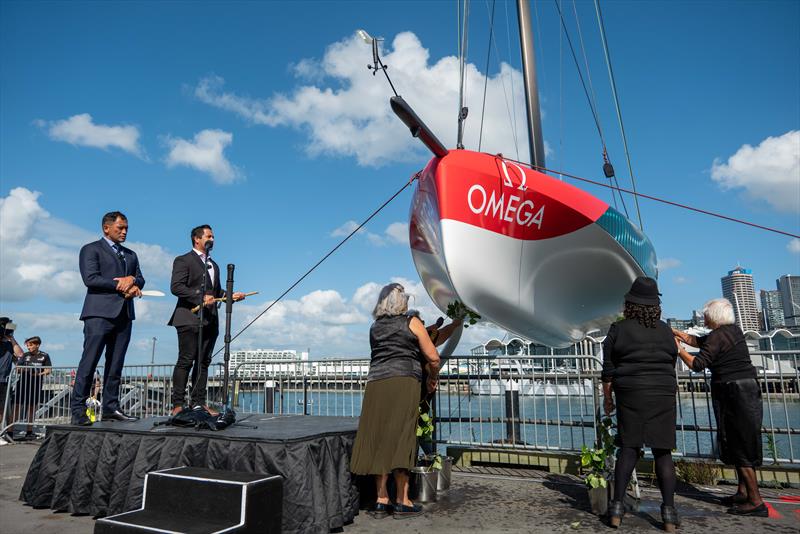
left=410, top=150, right=657, bottom=348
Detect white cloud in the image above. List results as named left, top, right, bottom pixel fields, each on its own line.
left=125, top=242, right=174, bottom=281
left=227, top=276, right=508, bottom=356
left=330, top=220, right=363, bottom=238
left=0, top=186, right=176, bottom=303
left=37, top=113, right=144, bottom=157
left=788, top=238, right=800, bottom=254
left=330, top=219, right=409, bottom=247
left=385, top=222, right=409, bottom=245
left=194, top=31, right=531, bottom=166
left=673, top=276, right=689, bottom=285
left=657, top=257, right=682, bottom=271
left=164, top=129, right=241, bottom=184
left=9, top=312, right=81, bottom=331
left=711, top=130, right=800, bottom=213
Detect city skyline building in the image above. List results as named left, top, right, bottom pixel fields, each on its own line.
left=777, top=274, right=800, bottom=328
left=721, top=266, right=760, bottom=332
left=760, top=289, right=785, bottom=331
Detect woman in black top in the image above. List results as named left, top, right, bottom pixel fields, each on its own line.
left=673, top=298, right=766, bottom=517
left=602, top=277, right=679, bottom=531
left=350, top=283, right=441, bottom=519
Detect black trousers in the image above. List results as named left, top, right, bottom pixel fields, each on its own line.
left=71, top=314, right=132, bottom=417
left=171, top=322, right=218, bottom=408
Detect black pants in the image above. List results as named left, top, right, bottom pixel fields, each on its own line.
left=171, top=322, right=218, bottom=408
left=71, top=314, right=131, bottom=417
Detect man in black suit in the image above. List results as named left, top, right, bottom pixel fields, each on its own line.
left=168, top=225, right=244, bottom=415
left=71, top=211, right=145, bottom=425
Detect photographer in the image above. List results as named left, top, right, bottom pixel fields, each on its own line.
left=0, top=318, right=24, bottom=427
left=13, top=336, right=52, bottom=439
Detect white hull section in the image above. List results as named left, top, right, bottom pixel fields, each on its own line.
left=412, top=218, right=644, bottom=347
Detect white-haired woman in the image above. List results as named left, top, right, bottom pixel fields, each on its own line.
left=673, top=298, right=766, bottom=517
left=350, top=283, right=440, bottom=519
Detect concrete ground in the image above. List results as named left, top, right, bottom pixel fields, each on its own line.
left=1, top=441, right=798, bottom=534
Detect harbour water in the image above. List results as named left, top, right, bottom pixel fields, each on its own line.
left=235, top=390, right=800, bottom=461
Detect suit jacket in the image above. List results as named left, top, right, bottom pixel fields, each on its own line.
left=79, top=239, right=146, bottom=320
left=168, top=251, right=223, bottom=328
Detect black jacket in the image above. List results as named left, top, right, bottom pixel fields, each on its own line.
left=79, top=239, right=145, bottom=320
left=601, top=318, right=678, bottom=388
left=168, top=251, right=223, bottom=328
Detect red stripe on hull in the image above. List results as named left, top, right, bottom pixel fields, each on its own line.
left=424, top=150, right=608, bottom=241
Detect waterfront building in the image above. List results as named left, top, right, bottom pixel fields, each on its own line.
left=667, top=318, right=692, bottom=330
left=777, top=274, right=800, bottom=328
left=691, top=310, right=705, bottom=327
left=760, top=289, right=785, bottom=331
left=227, top=349, right=308, bottom=378
left=721, top=266, right=760, bottom=332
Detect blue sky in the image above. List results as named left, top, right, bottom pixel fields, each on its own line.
left=1, top=0, right=798, bottom=366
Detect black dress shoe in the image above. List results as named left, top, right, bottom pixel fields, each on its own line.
left=102, top=410, right=138, bottom=422
left=70, top=415, right=93, bottom=426
left=661, top=504, right=680, bottom=531
left=727, top=503, right=769, bottom=517
left=608, top=500, right=624, bottom=528
left=720, top=493, right=748, bottom=506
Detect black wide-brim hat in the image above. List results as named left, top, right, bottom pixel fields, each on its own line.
left=624, top=276, right=661, bottom=305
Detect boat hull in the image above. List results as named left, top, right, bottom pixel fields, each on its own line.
left=410, top=150, right=657, bottom=348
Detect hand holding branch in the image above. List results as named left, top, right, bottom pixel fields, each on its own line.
left=191, top=291, right=258, bottom=313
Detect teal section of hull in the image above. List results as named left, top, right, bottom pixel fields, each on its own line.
left=595, top=207, right=658, bottom=279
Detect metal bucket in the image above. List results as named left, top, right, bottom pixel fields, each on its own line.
left=436, top=456, right=453, bottom=491
left=409, top=466, right=438, bottom=503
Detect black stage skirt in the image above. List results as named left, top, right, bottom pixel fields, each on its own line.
left=711, top=378, right=763, bottom=467
left=614, top=382, right=676, bottom=449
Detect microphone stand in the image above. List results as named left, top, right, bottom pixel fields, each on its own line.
left=222, top=264, right=235, bottom=408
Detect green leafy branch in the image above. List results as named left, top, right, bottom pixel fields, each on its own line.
left=416, top=404, right=434, bottom=442
left=446, top=300, right=481, bottom=327
left=579, top=416, right=617, bottom=489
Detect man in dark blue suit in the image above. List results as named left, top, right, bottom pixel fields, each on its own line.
left=71, top=211, right=145, bottom=425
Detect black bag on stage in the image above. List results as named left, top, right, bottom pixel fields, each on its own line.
left=163, top=405, right=236, bottom=431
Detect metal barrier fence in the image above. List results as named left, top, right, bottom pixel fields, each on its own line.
left=2, top=351, right=798, bottom=465
left=1, top=364, right=177, bottom=436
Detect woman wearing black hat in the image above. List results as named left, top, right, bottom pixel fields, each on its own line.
left=602, top=277, right=680, bottom=531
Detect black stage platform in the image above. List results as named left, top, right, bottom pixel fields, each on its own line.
left=20, top=415, right=360, bottom=534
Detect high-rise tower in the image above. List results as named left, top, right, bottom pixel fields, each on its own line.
left=721, top=266, right=759, bottom=331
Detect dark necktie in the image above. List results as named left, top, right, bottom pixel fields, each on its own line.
left=112, top=244, right=127, bottom=272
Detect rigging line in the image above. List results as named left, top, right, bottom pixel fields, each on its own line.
left=558, top=0, right=564, bottom=182
left=211, top=174, right=420, bottom=359
left=532, top=0, right=547, bottom=88
left=594, top=0, right=644, bottom=230
left=484, top=0, right=519, bottom=159
left=504, top=0, right=520, bottom=161
left=502, top=157, right=800, bottom=239
left=572, top=0, right=626, bottom=214
left=478, top=0, right=497, bottom=152
left=457, top=0, right=471, bottom=149
left=553, top=0, right=604, bottom=146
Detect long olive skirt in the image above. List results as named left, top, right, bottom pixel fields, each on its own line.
left=350, top=376, right=420, bottom=474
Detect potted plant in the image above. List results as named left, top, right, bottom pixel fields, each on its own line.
left=580, top=416, right=616, bottom=515
left=416, top=401, right=454, bottom=491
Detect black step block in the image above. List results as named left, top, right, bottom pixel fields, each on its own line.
left=95, top=467, right=282, bottom=534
